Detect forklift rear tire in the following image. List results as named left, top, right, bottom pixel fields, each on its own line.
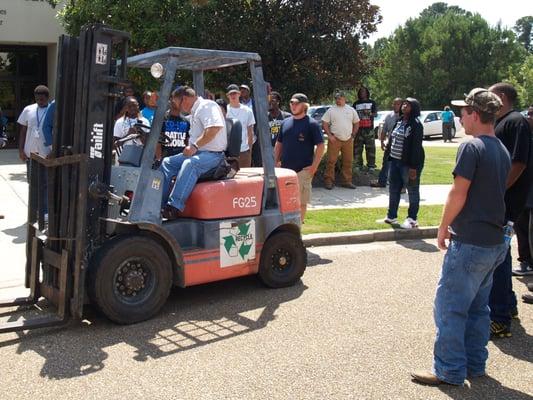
left=259, top=231, right=307, bottom=288
left=88, top=235, right=173, bottom=324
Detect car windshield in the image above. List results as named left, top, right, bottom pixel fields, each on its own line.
left=308, top=105, right=331, bottom=121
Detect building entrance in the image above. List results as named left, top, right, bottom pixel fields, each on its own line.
left=0, top=45, right=47, bottom=147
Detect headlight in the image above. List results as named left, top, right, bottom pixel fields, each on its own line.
left=150, top=63, right=164, bottom=79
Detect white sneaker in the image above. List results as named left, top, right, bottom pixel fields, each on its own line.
left=377, top=216, right=398, bottom=224
left=512, top=262, right=533, bottom=276
left=401, top=217, right=419, bottom=229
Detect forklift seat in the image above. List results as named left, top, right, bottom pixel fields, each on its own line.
left=197, top=117, right=242, bottom=181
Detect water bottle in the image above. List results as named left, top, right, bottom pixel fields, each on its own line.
left=503, top=221, right=514, bottom=245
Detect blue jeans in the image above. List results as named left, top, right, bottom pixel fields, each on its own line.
left=432, top=240, right=507, bottom=385
left=489, top=247, right=516, bottom=326
left=387, top=158, right=422, bottom=220
left=160, top=151, right=224, bottom=211
left=377, top=150, right=390, bottom=186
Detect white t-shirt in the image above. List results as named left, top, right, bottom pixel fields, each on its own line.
left=226, top=103, right=255, bottom=152
left=113, top=115, right=149, bottom=147
left=17, top=103, right=52, bottom=157
left=189, top=97, right=227, bottom=152
left=321, top=105, right=360, bottom=141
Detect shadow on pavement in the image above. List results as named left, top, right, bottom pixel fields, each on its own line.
left=438, top=375, right=533, bottom=400
left=306, top=249, right=333, bottom=268
left=0, top=275, right=306, bottom=380
left=2, top=222, right=26, bottom=244
left=8, top=172, right=27, bottom=182
left=396, top=239, right=440, bottom=253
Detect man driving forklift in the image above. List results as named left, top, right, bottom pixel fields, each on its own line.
left=160, top=86, right=227, bottom=219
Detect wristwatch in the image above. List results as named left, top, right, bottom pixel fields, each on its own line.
left=191, top=142, right=199, bottom=150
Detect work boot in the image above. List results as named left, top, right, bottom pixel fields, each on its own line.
left=162, top=205, right=181, bottom=220
left=340, top=182, right=356, bottom=189
left=370, top=181, right=386, bottom=188
left=410, top=371, right=451, bottom=386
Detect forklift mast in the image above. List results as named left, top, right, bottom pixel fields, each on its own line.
left=0, top=25, right=130, bottom=333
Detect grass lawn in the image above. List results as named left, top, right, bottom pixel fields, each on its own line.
left=375, top=146, right=457, bottom=185
left=317, top=143, right=458, bottom=186
left=303, top=205, right=444, bottom=234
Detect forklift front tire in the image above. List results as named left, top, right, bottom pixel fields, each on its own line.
left=258, top=231, right=307, bottom=288
left=88, top=235, right=173, bottom=324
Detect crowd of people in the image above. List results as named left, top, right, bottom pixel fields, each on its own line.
left=10, top=78, right=533, bottom=389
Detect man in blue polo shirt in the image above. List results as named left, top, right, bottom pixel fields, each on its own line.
left=274, top=93, right=324, bottom=222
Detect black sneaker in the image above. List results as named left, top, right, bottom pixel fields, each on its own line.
left=523, top=293, right=533, bottom=304
left=490, top=321, right=512, bottom=338
left=510, top=307, right=519, bottom=319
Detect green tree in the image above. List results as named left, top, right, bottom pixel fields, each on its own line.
left=57, top=0, right=381, bottom=103
left=514, top=16, right=533, bottom=52
left=506, top=54, right=533, bottom=108
left=367, top=3, right=527, bottom=110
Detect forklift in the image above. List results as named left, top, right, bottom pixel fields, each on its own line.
left=0, top=24, right=306, bottom=331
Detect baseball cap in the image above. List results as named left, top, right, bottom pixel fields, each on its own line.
left=290, top=93, right=309, bottom=104
left=239, top=84, right=251, bottom=92
left=334, top=91, right=345, bottom=99
left=226, top=84, right=240, bottom=94
left=451, top=88, right=502, bottom=114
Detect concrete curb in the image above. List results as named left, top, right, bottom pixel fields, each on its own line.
left=303, top=226, right=438, bottom=247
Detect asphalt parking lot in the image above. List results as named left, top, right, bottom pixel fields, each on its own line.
left=0, top=240, right=531, bottom=400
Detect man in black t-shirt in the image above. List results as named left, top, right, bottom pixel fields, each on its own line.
left=268, top=91, right=290, bottom=146
left=353, top=86, right=378, bottom=170
left=488, top=82, right=533, bottom=336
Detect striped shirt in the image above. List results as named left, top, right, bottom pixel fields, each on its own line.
left=390, top=121, right=407, bottom=160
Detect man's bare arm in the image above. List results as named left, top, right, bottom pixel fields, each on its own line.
left=437, top=175, right=471, bottom=250
left=18, top=125, right=28, bottom=161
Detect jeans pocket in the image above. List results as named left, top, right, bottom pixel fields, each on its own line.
left=464, top=245, right=497, bottom=274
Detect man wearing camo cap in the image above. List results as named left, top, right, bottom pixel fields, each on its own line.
left=412, top=88, right=511, bottom=386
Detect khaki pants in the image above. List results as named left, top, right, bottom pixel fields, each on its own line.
left=239, top=150, right=251, bottom=168
left=297, top=169, right=313, bottom=205
left=324, top=136, right=353, bottom=185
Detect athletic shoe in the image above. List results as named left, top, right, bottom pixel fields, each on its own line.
left=490, top=321, right=512, bottom=338
left=377, top=217, right=398, bottom=224
left=522, top=293, right=533, bottom=304
left=324, top=182, right=334, bottom=190
left=511, top=307, right=519, bottom=319
left=401, top=217, right=419, bottom=229
left=512, top=261, right=533, bottom=276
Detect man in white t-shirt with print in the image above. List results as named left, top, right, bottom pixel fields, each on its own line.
left=17, top=85, right=52, bottom=164
left=322, top=91, right=360, bottom=189
left=160, top=86, right=227, bottom=219
left=226, top=84, right=255, bottom=168
left=17, top=85, right=51, bottom=214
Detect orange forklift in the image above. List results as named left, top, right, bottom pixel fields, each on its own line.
left=0, top=24, right=306, bottom=331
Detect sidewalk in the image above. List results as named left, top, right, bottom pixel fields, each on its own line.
left=310, top=184, right=449, bottom=210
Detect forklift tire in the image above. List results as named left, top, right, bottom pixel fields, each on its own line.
left=258, top=231, right=307, bottom=288
left=88, top=235, right=173, bottom=324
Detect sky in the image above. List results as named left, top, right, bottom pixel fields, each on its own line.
left=365, top=0, right=527, bottom=44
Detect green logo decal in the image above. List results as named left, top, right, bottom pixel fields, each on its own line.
left=222, top=222, right=253, bottom=260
